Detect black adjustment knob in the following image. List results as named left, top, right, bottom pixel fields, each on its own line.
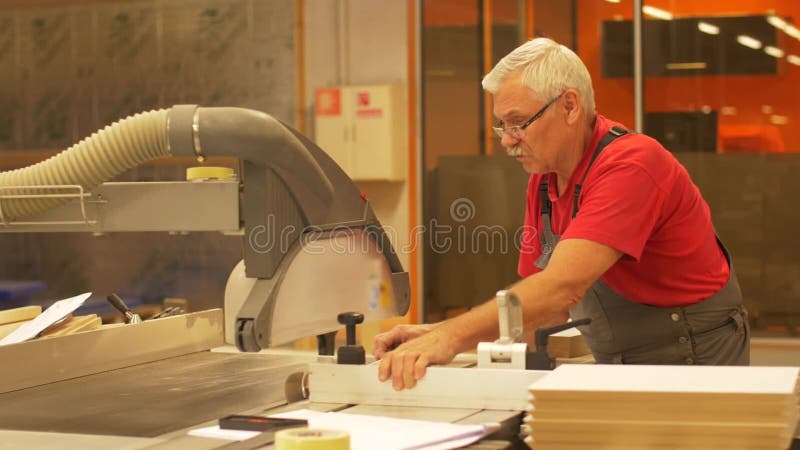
left=338, top=312, right=364, bottom=345
left=337, top=312, right=365, bottom=365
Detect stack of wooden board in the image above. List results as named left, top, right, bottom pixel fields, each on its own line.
left=547, top=327, right=591, bottom=358
left=524, top=364, right=799, bottom=449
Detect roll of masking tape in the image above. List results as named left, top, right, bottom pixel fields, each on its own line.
left=275, top=428, right=350, bottom=450
left=186, top=166, right=235, bottom=181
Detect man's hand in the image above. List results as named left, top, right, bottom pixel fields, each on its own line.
left=374, top=325, right=458, bottom=391
left=373, top=323, right=435, bottom=359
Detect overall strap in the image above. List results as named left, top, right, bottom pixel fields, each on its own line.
left=572, top=126, right=629, bottom=218
left=539, top=180, right=551, bottom=216
left=538, top=179, right=556, bottom=241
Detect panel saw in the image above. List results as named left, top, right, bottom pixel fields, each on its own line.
left=0, top=106, right=557, bottom=449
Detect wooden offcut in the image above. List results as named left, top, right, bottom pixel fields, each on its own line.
left=547, top=327, right=591, bottom=358
left=40, top=315, right=102, bottom=338
left=0, top=321, right=27, bottom=340
left=0, top=306, right=41, bottom=326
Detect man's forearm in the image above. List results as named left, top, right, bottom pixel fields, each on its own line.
left=431, top=271, right=578, bottom=354
left=431, top=300, right=500, bottom=354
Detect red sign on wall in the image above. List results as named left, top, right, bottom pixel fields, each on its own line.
left=315, top=88, right=341, bottom=116
left=357, top=92, right=370, bottom=107
left=357, top=109, right=383, bottom=119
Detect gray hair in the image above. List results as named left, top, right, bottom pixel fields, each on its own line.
left=482, top=38, right=595, bottom=117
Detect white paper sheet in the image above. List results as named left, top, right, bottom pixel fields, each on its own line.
left=0, top=293, right=92, bottom=346
left=187, top=425, right=258, bottom=441
left=269, top=409, right=489, bottom=450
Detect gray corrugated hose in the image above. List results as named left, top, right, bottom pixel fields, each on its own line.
left=0, top=109, right=170, bottom=220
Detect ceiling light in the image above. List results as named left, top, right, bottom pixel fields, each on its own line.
left=788, top=54, right=800, bottom=66
left=767, top=15, right=788, bottom=30
left=697, top=22, right=720, bottom=35
left=765, top=46, right=785, bottom=58
left=605, top=0, right=621, bottom=3
left=785, top=25, right=800, bottom=40
left=665, top=62, right=707, bottom=70
left=736, top=35, right=763, bottom=50
left=770, top=115, right=789, bottom=125
left=642, top=5, right=673, bottom=20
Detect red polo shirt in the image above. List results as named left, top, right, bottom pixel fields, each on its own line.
left=518, top=114, right=730, bottom=307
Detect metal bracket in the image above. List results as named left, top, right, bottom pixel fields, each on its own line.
left=477, top=290, right=528, bottom=369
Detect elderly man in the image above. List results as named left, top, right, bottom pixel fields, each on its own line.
left=374, top=37, right=749, bottom=390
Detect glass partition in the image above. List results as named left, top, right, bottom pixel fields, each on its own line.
left=421, top=0, right=800, bottom=336
left=639, top=1, right=800, bottom=336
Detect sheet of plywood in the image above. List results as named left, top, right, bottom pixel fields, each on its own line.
left=529, top=395, right=793, bottom=422
left=0, top=306, right=41, bottom=326
left=0, top=309, right=223, bottom=394
left=527, top=440, right=784, bottom=450
left=528, top=418, right=789, bottom=443
left=528, top=364, right=799, bottom=396
left=528, top=421, right=791, bottom=449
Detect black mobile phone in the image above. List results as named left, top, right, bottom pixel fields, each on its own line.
left=218, top=415, right=308, bottom=432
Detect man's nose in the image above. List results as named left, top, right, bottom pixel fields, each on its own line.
left=501, top=132, right=519, bottom=148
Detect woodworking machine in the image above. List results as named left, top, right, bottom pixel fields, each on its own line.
left=0, top=106, right=548, bottom=449
left=0, top=105, right=410, bottom=351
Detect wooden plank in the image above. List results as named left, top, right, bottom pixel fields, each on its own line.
left=0, top=306, right=41, bottom=326
left=0, top=309, right=223, bottom=394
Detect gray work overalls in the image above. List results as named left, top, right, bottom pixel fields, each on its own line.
left=535, top=127, right=750, bottom=365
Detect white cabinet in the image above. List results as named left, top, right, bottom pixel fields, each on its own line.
left=314, top=84, right=407, bottom=181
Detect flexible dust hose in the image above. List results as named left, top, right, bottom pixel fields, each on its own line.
left=0, top=109, right=170, bottom=220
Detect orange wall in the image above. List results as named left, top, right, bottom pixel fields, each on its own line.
left=423, top=0, right=518, bottom=26
left=577, top=0, right=800, bottom=151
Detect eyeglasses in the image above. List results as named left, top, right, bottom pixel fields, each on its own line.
left=492, top=92, right=564, bottom=140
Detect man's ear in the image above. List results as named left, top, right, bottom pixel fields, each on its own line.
left=562, top=89, right=582, bottom=125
